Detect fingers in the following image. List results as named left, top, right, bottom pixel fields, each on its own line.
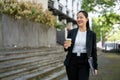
left=64, top=43, right=68, bottom=49
left=94, top=69, right=98, bottom=75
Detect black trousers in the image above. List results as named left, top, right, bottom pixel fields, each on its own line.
left=65, top=53, right=90, bottom=80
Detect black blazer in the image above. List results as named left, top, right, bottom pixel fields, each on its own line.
left=64, top=28, right=98, bottom=69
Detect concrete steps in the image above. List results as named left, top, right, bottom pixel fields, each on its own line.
left=41, top=68, right=66, bottom=80
left=0, top=46, right=66, bottom=80
left=16, top=64, right=64, bottom=80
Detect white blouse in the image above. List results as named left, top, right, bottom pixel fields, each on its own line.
left=72, top=30, right=87, bottom=56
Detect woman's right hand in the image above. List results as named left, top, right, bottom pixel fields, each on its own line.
left=64, top=39, right=72, bottom=49
left=64, top=43, right=69, bottom=49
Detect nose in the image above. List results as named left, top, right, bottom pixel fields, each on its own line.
left=77, top=18, right=81, bottom=22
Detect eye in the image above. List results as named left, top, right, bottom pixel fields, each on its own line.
left=77, top=16, right=83, bottom=19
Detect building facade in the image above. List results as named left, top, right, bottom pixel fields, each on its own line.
left=48, top=0, right=82, bottom=29
left=48, top=0, right=82, bottom=44
left=48, top=0, right=82, bottom=43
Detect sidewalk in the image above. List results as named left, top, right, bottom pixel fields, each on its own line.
left=90, top=51, right=120, bottom=80
left=61, top=50, right=120, bottom=80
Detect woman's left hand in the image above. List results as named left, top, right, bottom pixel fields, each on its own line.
left=94, top=69, right=98, bottom=75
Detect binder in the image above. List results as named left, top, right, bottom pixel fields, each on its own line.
left=88, top=57, right=95, bottom=76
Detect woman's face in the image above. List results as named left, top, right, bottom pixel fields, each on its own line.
left=77, top=12, right=88, bottom=27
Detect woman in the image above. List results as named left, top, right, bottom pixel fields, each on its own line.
left=64, top=10, right=98, bottom=80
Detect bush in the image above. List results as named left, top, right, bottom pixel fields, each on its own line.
left=55, top=22, right=66, bottom=30
left=0, top=0, right=56, bottom=27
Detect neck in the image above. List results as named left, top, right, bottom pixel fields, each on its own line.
left=79, top=26, right=86, bottom=32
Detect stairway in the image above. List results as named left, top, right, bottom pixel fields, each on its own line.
left=0, top=46, right=66, bottom=80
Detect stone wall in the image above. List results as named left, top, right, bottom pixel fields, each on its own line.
left=0, top=14, right=56, bottom=49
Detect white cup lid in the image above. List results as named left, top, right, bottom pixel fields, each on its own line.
left=66, top=38, right=71, bottom=41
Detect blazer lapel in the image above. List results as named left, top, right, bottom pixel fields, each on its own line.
left=72, top=28, right=78, bottom=44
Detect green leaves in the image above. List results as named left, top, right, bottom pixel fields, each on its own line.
left=81, top=0, right=120, bottom=41
left=81, top=0, right=117, bottom=12
left=81, top=0, right=95, bottom=12
left=0, top=0, right=56, bottom=27
left=55, top=22, right=66, bottom=30
left=92, top=12, right=120, bottom=41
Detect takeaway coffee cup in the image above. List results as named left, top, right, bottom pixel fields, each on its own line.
left=64, top=38, right=72, bottom=49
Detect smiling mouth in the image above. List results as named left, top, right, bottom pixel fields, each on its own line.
left=77, top=21, right=82, bottom=24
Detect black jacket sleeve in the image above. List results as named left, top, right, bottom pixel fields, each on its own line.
left=92, top=32, right=98, bottom=70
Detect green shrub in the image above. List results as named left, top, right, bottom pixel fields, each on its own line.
left=55, top=22, right=66, bottom=30
left=0, top=0, right=56, bottom=27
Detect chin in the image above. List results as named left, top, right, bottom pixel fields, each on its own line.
left=78, top=24, right=82, bottom=27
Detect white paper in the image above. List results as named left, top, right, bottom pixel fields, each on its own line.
left=77, top=52, right=81, bottom=56
left=88, top=57, right=95, bottom=76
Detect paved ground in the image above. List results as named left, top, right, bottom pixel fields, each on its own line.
left=61, top=50, right=120, bottom=80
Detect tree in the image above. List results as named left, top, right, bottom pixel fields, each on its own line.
left=81, top=0, right=119, bottom=12
left=92, top=13, right=120, bottom=41
left=81, top=0, right=120, bottom=42
left=93, top=11, right=120, bottom=40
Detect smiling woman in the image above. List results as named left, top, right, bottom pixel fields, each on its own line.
left=63, top=10, right=98, bottom=80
